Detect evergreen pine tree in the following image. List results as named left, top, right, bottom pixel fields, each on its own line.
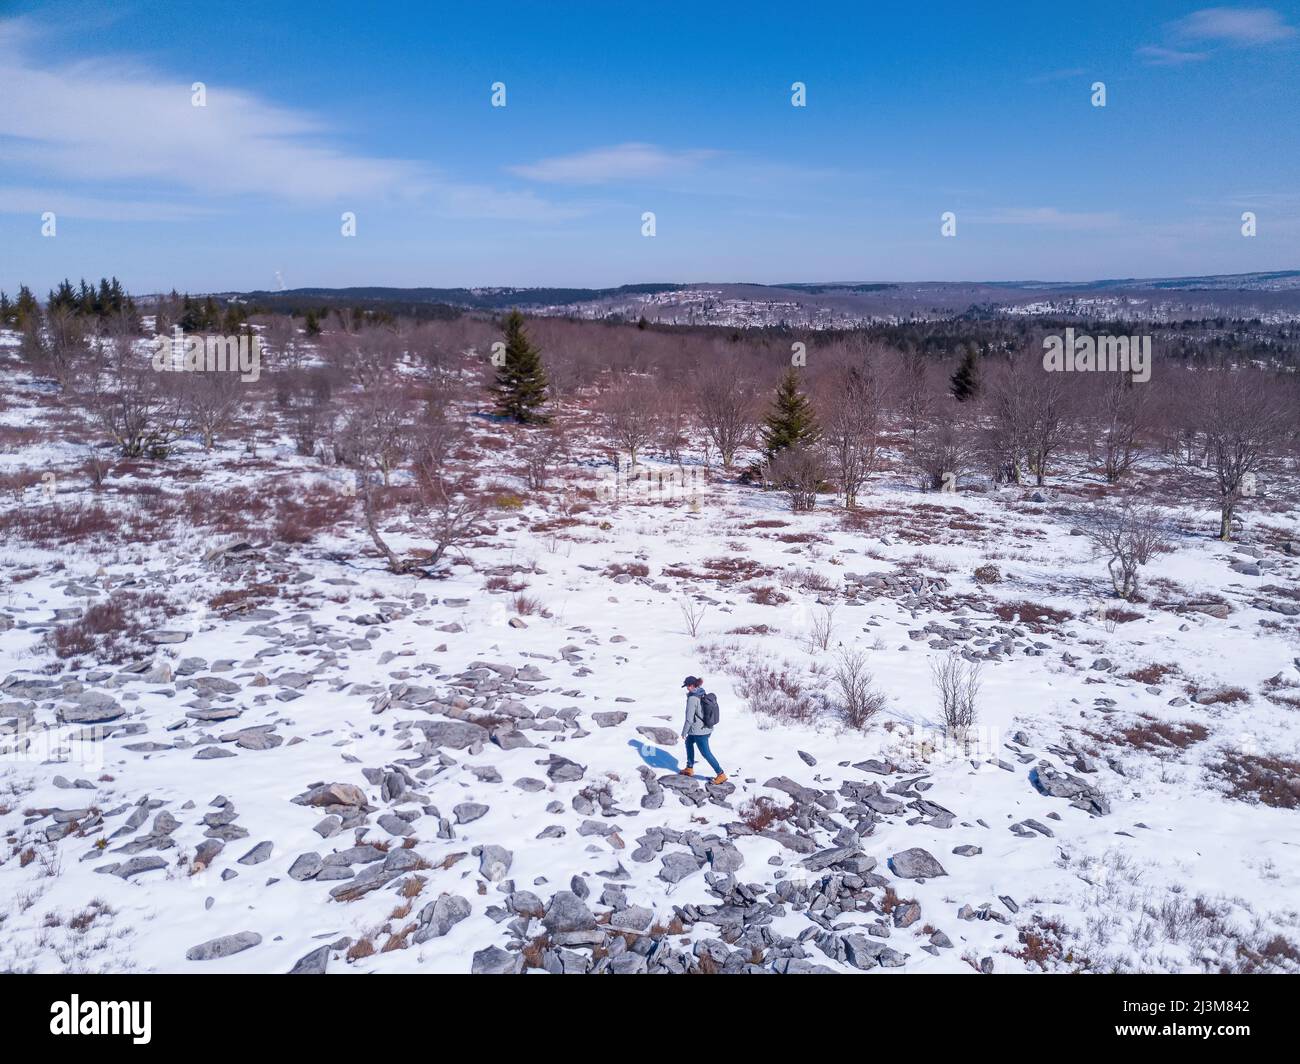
left=492, top=309, right=550, bottom=424
left=96, top=278, right=112, bottom=317
left=15, top=286, right=39, bottom=329
left=761, top=367, right=818, bottom=460
left=0, top=292, right=12, bottom=327
left=950, top=347, right=980, bottom=402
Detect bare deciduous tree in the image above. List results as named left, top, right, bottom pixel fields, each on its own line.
left=1076, top=498, right=1171, bottom=600
left=44, top=305, right=87, bottom=387
left=983, top=357, right=1031, bottom=484
left=181, top=371, right=243, bottom=450
left=930, top=651, right=981, bottom=740
left=1022, top=363, right=1071, bottom=486
left=765, top=443, right=825, bottom=512
left=1094, top=374, right=1149, bottom=484
left=893, top=348, right=937, bottom=441
left=337, top=386, right=415, bottom=486
left=822, top=363, right=884, bottom=508
left=1195, top=367, right=1290, bottom=541
left=805, top=602, right=837, bottom=653
left=680, top=597, right=708, bottom=637
left=279, top=369, right=334, bottom=457
left=408, top=473, right=487, bottom=572
left=598, top=375, right=660, bottom=466
left=77, top=328, right=183, bottom=458
left=833, top=647, right=887, bottom=730
left=523, top=426, right=567, bottom=490
left=908, top=417, right=975, bottom=492
left=696, top=361, right=754, bottom=469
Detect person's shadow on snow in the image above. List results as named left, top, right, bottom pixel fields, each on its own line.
left=628, top=739, right=679, bottom=771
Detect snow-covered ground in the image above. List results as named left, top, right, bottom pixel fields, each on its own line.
left=2, top=340, right=1298, bottom=974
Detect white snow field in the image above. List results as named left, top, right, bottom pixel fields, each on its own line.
left=1, top=339, right=1298, bottom=975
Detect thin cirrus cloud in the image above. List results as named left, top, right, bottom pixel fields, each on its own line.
left=1137, top=5, right=1296, bottom=64
left=971, top=207, right=1123, bottom=231
left=1173, top=5, right=1297, bottom=44
left=508, top=142, right=721, bottom=185
left=0, top=17, right=576, bottom=222
left=1135, top=45, right=1211, bottom=66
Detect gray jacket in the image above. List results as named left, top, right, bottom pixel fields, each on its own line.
left=682, top=690, right=713, bottom=737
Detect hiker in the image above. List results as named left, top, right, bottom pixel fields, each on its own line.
left=680, top=675, right=727, bottom=785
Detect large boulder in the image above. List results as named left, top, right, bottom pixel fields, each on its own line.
left=414, top=894, right=471, bottom=943
left=888, top=848, right=947, bottom=881
left=413, top=720, right=490, bottom=750
left=542, top=891, right=596, bottom=936
left=471, top=946, right=522, bottom=974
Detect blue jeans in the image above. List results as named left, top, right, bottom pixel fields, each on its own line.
left=685, top=734, right=722, bottom=775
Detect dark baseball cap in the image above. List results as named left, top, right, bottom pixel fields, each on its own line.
left=681, top=676, right=702, bottom=688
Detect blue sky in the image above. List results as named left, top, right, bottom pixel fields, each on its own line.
left=1, top=1, right=1298, bottom=293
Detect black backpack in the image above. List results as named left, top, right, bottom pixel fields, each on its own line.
left=698, top=691, right=721, bottom=728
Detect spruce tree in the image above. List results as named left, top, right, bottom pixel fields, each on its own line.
left=950, top=347, right=980, bottom=402
left=15, top=285, right=40, bottom=329
left=761, top=367, right=817, bottom=460
left=492, top=309, right=550, bottom=424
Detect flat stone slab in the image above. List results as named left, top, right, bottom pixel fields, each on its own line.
left=186, top=931, right=261, bottom=961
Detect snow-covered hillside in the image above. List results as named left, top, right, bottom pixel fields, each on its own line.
left=2, top=340, right=1298, bottom=975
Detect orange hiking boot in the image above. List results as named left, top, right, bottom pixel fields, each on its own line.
left=681, top=766, right=694, bottom=777
left=711, top=773, right=728, bottom=785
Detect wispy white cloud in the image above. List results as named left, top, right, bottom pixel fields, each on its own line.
left=0, top=17, right=578, bottom=221
left=509, top=143, right=721, bottom=185
left=1136, top=45, right=1211, bottom=66
left=1173, top=6, right=1297, bottom=45
left=0, top=185, right=213, bottom=221
left=1137, top=6, right=1296, bottom=65
left=972, top=207, right=1123, bottom=231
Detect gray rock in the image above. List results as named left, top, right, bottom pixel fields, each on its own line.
left=636, top=726, right=678, bottom=746
left=185, top=931, right=262, bottom=961
left=113, top=856, right=167, bottom=879
left=413, top=720, right=490, bottom=750
left=414, top=894, right=471, bottom=942
left=146, top=630, right=191, bottom=644
left=546, top=754, right=585, bottom=783
left=471, top=945, right=521, bottom=974
left=304, top=782, right=368, bottom=808
left=889, top=848, right=948, bottom=881
left=288, top=852, right=322, bottom=880
left=609, top=905, right=654, bottom=931
left=454, top=802, right=489, bottom=824
left=1030, top=765, right=1110, bottom=816
left=58, top=690, right=125, bottom=725
left=237, top=841, right=273, bottom=865
left=659, top=851, right=704, bottom=884
left=477, top=844, right=513, bottom=882
left=328, top=864, right=400, bottom=901
left=377, top=813, right=414, bottom=837
left=543, top=890, right=597, bottom=935
left=288, top=945, right=330, bottom=974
